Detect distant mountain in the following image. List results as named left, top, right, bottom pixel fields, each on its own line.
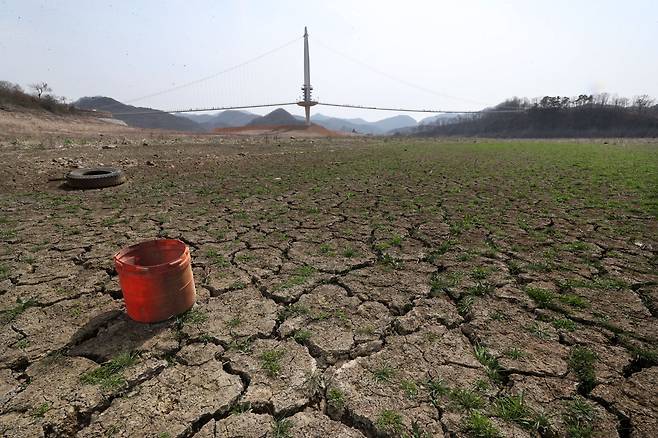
left=75, top=97, right=203, bottom=132
left=344, top=117, right=370, bottom=125
left=181, top=110, right=260, bottom=130
left=370, top=115, right=417, bottom=133
left=310, top=114, right=377, bottom=134
left=211, top=110, right=259, bottom=127
left=179, top=113, right=217, bottom=124
left=247, top=108, right=305, bottom=126
left=311, top=113, right=417, bottom=134
left=389, top=114, right=463, bottom=135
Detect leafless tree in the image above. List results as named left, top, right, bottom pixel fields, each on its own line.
left=29, top=82, right=52, bottom=99
left=595, top=93, right=610, bottom=106
left=633, top=94, right=655, bottom=112
left=612, top=96, right=629, bottom=108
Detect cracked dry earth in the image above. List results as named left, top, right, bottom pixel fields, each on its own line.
left=0, top=136, right=657, bottom=437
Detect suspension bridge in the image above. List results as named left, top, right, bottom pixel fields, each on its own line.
left=110, top=27, right=521, bottom=123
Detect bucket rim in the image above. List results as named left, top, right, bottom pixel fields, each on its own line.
left=114, top=239, right=190, bottom=272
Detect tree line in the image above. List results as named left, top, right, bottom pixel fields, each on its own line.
left=413, top=93, right=658, bottom=138
left=0, top=80, right=76, bottom=113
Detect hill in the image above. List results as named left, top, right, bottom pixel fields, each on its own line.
left=311, top=113, right=417, bottom=134
left=409, top=94, right=658, bottom=138
left=1, top=80, right=78, bottom=114
left=181, top=110, right=259, bottom=130
left=418, top=114, right=461, bottom=125
left=370, top=115, right=417, bottom=133
left=247, top=108, right=305, bottom=127
left=74, top=97, right=203, bottom=132
left=178, top=113, right=217, bottom=124
left=310, top=114, right=375, bottom=133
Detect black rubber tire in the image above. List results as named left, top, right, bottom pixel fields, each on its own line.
left=66, top=167, right=126, bottom=189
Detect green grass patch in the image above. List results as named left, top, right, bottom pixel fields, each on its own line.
left=378, top=253, right=401, bottom=270
left=457, top=295, right=476, bottom=316
left=525, top=322, right=551, bottom=339
left=568, top=346, right=597, bottom=393
left=31, top=402, right=51, bottom=418
left=525, top=287, right=556, bottom=308
left=494, top=393, right=542, bottom=430
left=342, top=247, right=360, bottom=258
left=467, top=282, right=494, bottom=296
left=563, top=398, right=596, bottom=438
left=260, top=349, right=285, bottom=377
left=327, top=387, right=345, bottom=409
left=206, top=249, right=230, bottom=267
left=462, top=411, right=500, bottom=437
left=503, top=348, right=527, bottom=360
left=427, top=378, right=450, bottom=405
left=425, top=241, right=453, bottom=263
left=372, top=364, right=396, bottom=383
left=450, top=388, right=485, bottom=410
left=470, top=267, right=491, bottom=280
left=376, top=409, right=404, bottom=434
left=275, top=265, right=315, bottom=290
left=558, top=294, right=589, bottom=308
left=400, top=379, right=419, bottom=399
left=1, top=297, right=36, bottom=324
left=293, top=329, right=311, bottom=343
left=226, top=317, right=242, bottom=329
left=552, top=318, right=577, bottom=331
left=271, top=418, right=293, bottom=438
left=80, top=352, right=138, bottom=390
left=175, top=309, right=208, bottom=327
left=429, top=272, right=461, bottom=296
left=474, top=345, right=502, bottom=382
left=278, top=303, right=309, bottom=321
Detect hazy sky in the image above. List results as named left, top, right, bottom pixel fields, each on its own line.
left=2, top=0, right=657, bottom=121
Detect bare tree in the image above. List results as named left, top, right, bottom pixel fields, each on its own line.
left=595, top=92, right=610, bottom=106
left=612, top=96, right=629, bottom=108
left=29, top=82, right=52, bottom=99
left=633, top=94, right=655, bottom=112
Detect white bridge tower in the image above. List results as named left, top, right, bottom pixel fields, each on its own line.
left=297, top=26, right=317, bottom=126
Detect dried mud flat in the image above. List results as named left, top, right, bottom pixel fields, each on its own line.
left=0, top=129, right=657, bottom=437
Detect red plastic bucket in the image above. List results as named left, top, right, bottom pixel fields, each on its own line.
left=114, top=239, right=196, bottom=323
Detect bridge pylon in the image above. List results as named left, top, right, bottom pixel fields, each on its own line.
left=297, top=26, right=317, bottom=126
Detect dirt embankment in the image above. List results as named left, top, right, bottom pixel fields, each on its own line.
left=0, top=107, right=140, bottom=139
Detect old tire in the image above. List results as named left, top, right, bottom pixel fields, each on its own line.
left=66, top=167, right=126, bottom=189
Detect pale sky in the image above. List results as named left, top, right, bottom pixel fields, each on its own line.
left=1, top=0, right=657, bottom=121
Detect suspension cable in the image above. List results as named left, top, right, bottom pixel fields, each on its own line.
left=317, top=102, right=525, bottom=114
left=110, top=102, right=300, bottom=116
left=313, top=38, right=486, bottom=106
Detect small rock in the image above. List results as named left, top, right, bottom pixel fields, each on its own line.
left=102, top=145, right=116, bottom=149
left=146, top=160, right=155, bottom=166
